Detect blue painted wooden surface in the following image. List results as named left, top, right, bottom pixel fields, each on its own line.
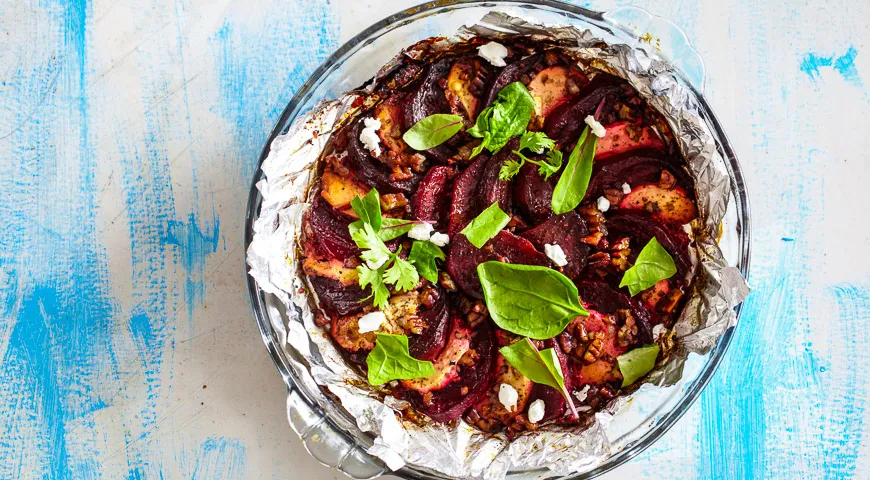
left=0, top=1, right=867, bottom=478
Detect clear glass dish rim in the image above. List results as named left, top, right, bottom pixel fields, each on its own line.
left=243, top=1, right=753, bottom=478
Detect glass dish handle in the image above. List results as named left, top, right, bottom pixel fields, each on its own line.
left=602, top=6, right=706, bottom=92
left=286, top=386, right=387, bottom=479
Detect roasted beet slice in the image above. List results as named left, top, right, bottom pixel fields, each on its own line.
left=306, top=198, right=360, bottom=261
left=576, top=280, right=653, bottom=345
left=520, top=212, right=590, bottom=279
left=411, top=165, right=454, bottom=230
left=400, top=321, right=497, bottom=422
left=605, top=210, right=692, bottom=279
left=544, top=74, right=627, bottom=146
left=596, top=121, right=665, bottom=159
left=447, top=231, right=549, bottom=299
left=408, top=289, right=451, bottom=361
left=448, top=156, right=488, bottom=235
left=309, top=275, right=369, bottom=318
left=514, top=162, right=555, bottom=224
left=347, top=120, right=420, bottom=194
left=479, top=139, right=517, bottom=212
left=482, top=53, right=544, bottom=108
left=586, top=150, right=692, bottom=203
left=403, top=58, right=455, bottom=162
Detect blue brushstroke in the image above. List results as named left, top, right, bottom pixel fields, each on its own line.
left=165, top=213, right=220, bottom=319
left=801, top=46, right=862, bottom=85
left=188, top=437, right=247, bottom=480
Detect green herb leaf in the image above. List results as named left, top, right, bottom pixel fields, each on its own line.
left=537, top=149, right=563, bottom=180
left=617, top=344, right=660, bottom=387
left=409, top=241, right=445, bottom=283
left=460, top=202, right=511, bottom=248
left=403, top=113, right=464, bottom=150
left=384, top=255, right=419, bottom=292
left=352, top=223, right=393, bottom=269
left=619, top=237, right=677, bottom=296
left=350, top=188, right=382, bottom=231
left=498, top=158, right=523, bottom=181
left=500, top=338, right=578, bottom=417
left=467, top=82, right=535, bottom=157
left=552, top=127, right=598, bottom=214
left=358, top=264, right=390, bottom=310
left=350, top=217, right=423, bottom=243
left=367, top=333, right=436, bottom=385
left=476, top=261, right=588, bottom=339
left=517, top=131, right=555, bottom=154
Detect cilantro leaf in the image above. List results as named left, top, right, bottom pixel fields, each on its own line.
left=498, top=158, right=523, bottom=181
left=384, top=256, right=419, bottom=292
left=460, top=202, right=511, bottom=248
left=499, top=131, right=559, bottom=181
left=352, top=223, right=392, bottom=268
left=518, top=131, right=555, bottom=154
left=536, top=149, right=563, bottom=179
left=358, top=264, right=390, bottom=310
left=366, top=333, right=435, bottom=385
left=408, top=241, right=445, bottom=282
left=350, top=188, right=381, bottom=231
left=619, top=237, right=677, bottom=296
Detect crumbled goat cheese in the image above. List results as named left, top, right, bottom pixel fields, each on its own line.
left=357, top=311, right=386, bottom=334
left=478, top=41, right=508, bottom=67
left=527, top=399, right=546, bottom=423
left=584, top=115, right=606, bottom=138
left=429, top=232, right=450, bottom=247
left=622, top=182, right=632, bottom=194
left=365, top=257, right=389, bottom=270
left=359, top=117, right=382, bottom=157
left=498, top=383, right=519, bottom=412
left=408, top=222, right=434, bottom=241
left=596, top=196, right=611, bottom=212
left=653, top=324, right=667, bottom=340
left=544, top=244, right=568, bottom=267
left=573, top=384, right=591, bottom=403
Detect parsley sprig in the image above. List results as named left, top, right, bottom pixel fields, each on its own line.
left=499, top=131, right=562, bottom=180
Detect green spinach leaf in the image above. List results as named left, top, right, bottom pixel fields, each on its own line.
left=617, top=344, right=660, bottom=386
left=460, top=202, right=511, bottom=249
left=403, top=113, right=464, bottom=150
left=467, top=82, right=535, bottom=157
left=408, top=241, right=445, bottom=283
left=367, top=333, right=436, bottom=385
left=619, top=237, right=677, bottom=296
left=350, top=188, right=382, bottom=231
left=500, top=338, right=578, bottom=417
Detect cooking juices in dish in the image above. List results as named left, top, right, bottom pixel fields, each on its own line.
left=300, top=36, right=698, bottom=435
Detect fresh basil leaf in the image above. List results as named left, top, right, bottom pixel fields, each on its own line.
left=384, top=256, right=419, bottom=292
left=367, top=333, right=436, bottom=385
left=500, top=338, right=578, bottom=417
left=477, top=261, right=588, bottom=339
left=357, top=264, right=390, bottom=310
left=617, top=344, right=660, bottom=386
left=409, top=241, right=445, bottom=283
left=552, top=127, right=598, bottom=214
left=467, top=82, right=534, bottom=156
left=403, top=113, right=464, bottom=150
left=350, top=188, right=381, bottom=231
left=460, top=202, right=511, bottom=249
left=619, top=237, right=677, bottom=296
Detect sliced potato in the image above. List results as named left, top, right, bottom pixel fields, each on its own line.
left=474, top=353, right=535, bottom=424
left=528, top=66, right=575, bottom=127
left=401, top=322, right=471, bottom=394
left=619, top=183, right=697, bottom=224
left=375, top=99, right=408, bottom=154
left=321, top=167, right=369, bottom=213
left=303, top=256, right=358, bottom=286
left=446, top=57, right=481, bottom=121
left=595, top=121, right=665, bottom=159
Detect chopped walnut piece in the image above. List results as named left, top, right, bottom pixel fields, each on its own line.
left=659, top=170, right=677, bottom=190
left=438, top=271, right=457, bottom=291
left=616, top=309, right=638, bottom=347
left=380, top=193, right=407, bottom=211
left=579, top=204, right=608, bottom=246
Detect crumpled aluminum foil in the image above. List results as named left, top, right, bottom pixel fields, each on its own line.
left=247, top=11, right=750, bottom=480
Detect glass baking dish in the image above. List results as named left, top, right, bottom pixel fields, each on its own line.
left=243, top=1, right=751, bottom=478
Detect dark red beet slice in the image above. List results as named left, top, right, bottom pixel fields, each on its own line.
left=346, top=120, right=420, bottom=194
left=410, top=165, right=454, bottom=230
left=479, top=138, right=517, bottom=212
left=482, top=53, right=545, bottom=108
left=586, top=150, right=693, bottom=202
left=403, top=58, right=455, bottom=162
left=544, top=74, right=627, bottom=146
left=447, top=231, right=549, bottom=299
left=309, top=275, right=370, bottom=317
left=576, top=280, right=653, bottom=345
left=400, top=320, right=497, bottom=422
left=514, top=162, right=555, bottom=224
left=520, top=212, right=590, bottom=279
left=448, top=156, right=487, bottom=235
left=307, top=198, right=360, bottom=261
left=408, top=289, right=451, bottom=361
left=605, top=210, right=692, bottom=279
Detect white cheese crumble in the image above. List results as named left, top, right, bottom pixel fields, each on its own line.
left=622, top=182, right=632, bottom=194
left=584, top=115, right=606, bottom=138
left=544, top=244, right=568, bottom=267
left=429, top=232, right=450, bottom=247
left=498, top=383, right=518, bottom=412
left=477, top=41, right=508, bottom=67
left=408, top=222, right=434, bottom=241
left=652, top=323, right=667, bottom=340
left=596, top=196, right=611, bottom=212
left=359, top=117, right=382, bottom=157
left=527, top=399, right=546, bottom=423
left=365, top=257, right=389, bottom=270
left=573, top=384, right=591, bottom=403
left=357, top=311, right=386, bottom=334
